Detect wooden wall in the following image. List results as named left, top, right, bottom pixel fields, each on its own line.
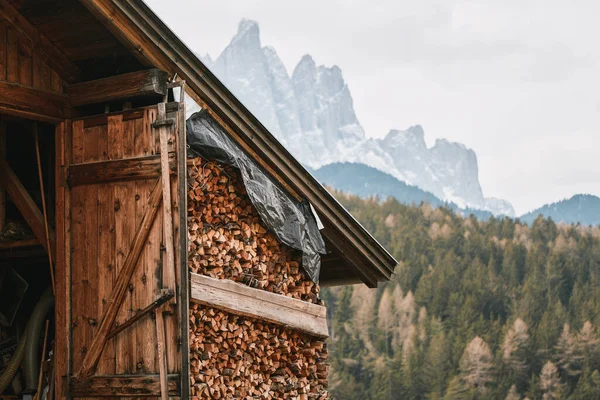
left=0, top=18, right=64, bottom=93
left=65, top=105, right=182, bottom=397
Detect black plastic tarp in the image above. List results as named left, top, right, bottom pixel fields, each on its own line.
left=186, top=110, right=326, bottom=283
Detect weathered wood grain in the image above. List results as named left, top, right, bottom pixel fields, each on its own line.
left=0, top=80, right=68, bottom=122
left=77, top=178, right=163, bottom=378
left=68, top=154, right=175, bottom=187
left=67, top=69, right=168, bottom=106
left=70, top=374, right=180, bottom=397
left=190, top=273, right=329, bottom=338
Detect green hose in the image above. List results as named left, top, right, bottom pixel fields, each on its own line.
left=0, top=329, right=27, bottom=394
left=0, top=287, right=54, bottom=395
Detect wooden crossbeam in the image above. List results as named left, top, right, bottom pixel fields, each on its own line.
left=77, top=178, right=163, bottom=378
left=0, top=2, right=82, bottom=83
left=0, top=81, right=69, bottom=123
left=0, top=158, right=55, bottom=261
left=70, top=374, right=180, bottom=397
left=68, top=154, right=176, bottom=187
left=190, top=273, right=329, bottom=338
left=67, top=69, right=168, bottom=107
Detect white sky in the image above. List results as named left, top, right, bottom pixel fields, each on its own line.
left=146, top=0, right=600, bottom=215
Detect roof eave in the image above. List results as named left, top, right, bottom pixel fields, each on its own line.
left=83, top=0, right=398, bottom=286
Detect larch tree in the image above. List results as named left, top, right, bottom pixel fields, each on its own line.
left=459, top=336, right=494, bottom=393
left=540, top=361, right=563, bottom=400
left=505, top=384, right=521, bottom=400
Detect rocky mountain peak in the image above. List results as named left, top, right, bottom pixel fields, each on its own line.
left=232, top=19, right=261, bottom=46
left=202, top=20, right=515, bottom=216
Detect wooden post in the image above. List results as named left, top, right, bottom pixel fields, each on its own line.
left=156, top=103, right=176, bottom=298
left=155, top=309, right=169, bottom=400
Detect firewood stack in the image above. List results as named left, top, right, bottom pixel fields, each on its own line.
left=187, top=156, right=330, bottom=399
left=187, top=156, right=321, bottom=304
left=190, top=304, right=330, bottom=399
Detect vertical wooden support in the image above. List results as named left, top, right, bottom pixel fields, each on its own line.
left=155, top=309, right=168, bottom=400
left=177, top=84, right=191, bottom=399
left=156, top=103, right=176, bottom=297
left=54, top=120, right=71, bottom=400
left=0, top=117, right=5, bottom=232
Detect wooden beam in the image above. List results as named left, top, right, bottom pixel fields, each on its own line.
left=67, top=69, right=168, bottom=107
left=0, top=239, right=40, bottom=250
left=70, top=374, right=180, bottom=397
left=156, top=103, right=176, bottom=298
left=0, top=158, right=55, bottom=261
left=77, top=178, right=163, bottom=378
left=190, top=273, right=329, bottom=338
left=0, top=80, right=69, bottom=122
left=68, top=154, right=175, bottom=187
left=0, top=2, right=81, bottom=83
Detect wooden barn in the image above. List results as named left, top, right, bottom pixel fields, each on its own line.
left=0, top=1, right=397, bottom=399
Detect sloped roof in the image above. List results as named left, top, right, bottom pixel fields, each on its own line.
left=81, top=0, right=399, bottom=286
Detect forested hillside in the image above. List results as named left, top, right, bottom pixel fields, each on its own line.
left=323, top=192, right=600, bottom=399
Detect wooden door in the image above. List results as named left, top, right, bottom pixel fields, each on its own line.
left=55, top=102, right=188, bottom=398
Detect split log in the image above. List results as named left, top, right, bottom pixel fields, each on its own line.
left=189, top=305, right=330, bottom=399
left=187, top=157, right=320, bottom=303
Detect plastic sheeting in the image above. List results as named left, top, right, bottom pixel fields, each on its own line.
left=186, top=110, right=326, bottom=283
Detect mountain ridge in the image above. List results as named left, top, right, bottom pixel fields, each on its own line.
left=202, top=19, right=515, bottom=215
left=520, top=194, right=600, bottom=226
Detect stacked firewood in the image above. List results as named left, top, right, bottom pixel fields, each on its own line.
left=190, top=304, right=330, bottom=399
left=187, top=157, right=320, bottom=303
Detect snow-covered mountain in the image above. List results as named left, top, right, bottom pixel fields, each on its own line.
left=201, top=19, right=515, bottom=217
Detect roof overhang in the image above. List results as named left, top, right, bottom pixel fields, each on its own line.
left=80, top=0, right=398, bottom=287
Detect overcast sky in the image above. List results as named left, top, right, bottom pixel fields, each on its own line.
left=146, top=0, right=599, bottom=215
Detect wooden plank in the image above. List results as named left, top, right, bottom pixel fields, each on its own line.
left=77, top=178, right=163, bottom=378
left=0, top=22, right=6, bottom=81
left=0, top=80, right=68, bottom=122
left=156, top=103, right=176, bottom=298
left=6, top=28, right=17, bottom=83
left=0, top=158, right=55, bottom=261
left=155, top=310, right=168, bottom=400
left=0, top=1, right=81, bottom=83
left=190, top=274, right=329, bottom=338
left=67, top=69, right=168, bottom=107
left=68, top=154, right=175, bottom=187
left=54, top=120, right=71, bottom=400
left=18, top=39, right=32, bottom=87
left=70, top=374, right=180, bottom=397
left=96, top=182, right=116, bottom=376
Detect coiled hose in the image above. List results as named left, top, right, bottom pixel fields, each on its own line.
left=0, top=288, right=54, bottom=395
